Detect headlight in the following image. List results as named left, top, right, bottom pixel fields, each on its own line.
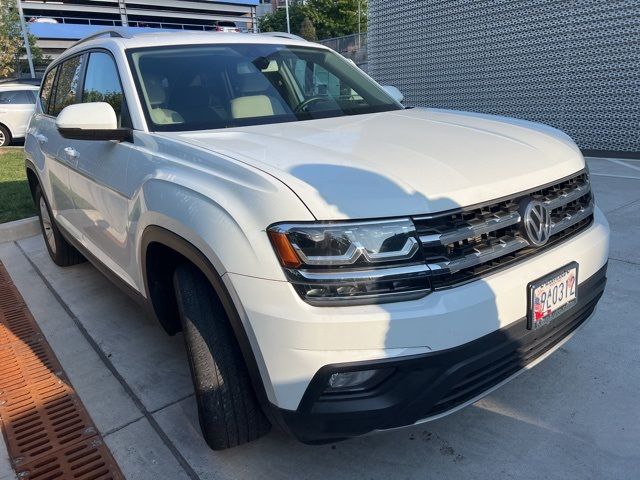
left=267, top=219, right=430, bottom=305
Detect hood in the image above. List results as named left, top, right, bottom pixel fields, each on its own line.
left=159, top=108, right=585, bottom=220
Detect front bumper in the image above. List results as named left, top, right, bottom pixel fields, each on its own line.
left=273, top=263, right=606, bottom=442
left=227, top=207, right=609, bottom=416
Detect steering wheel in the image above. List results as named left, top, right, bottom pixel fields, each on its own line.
left=294, top=96, right=327, bottom=113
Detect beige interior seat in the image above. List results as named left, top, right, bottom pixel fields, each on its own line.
left=231, top=95, right=278, bottom=119
left=144, top=75, right=184, bottom=125
left=230, top=73, right=287, bottom=119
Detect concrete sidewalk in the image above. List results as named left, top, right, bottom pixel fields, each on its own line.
left=1, top=157, right=639, bottom=480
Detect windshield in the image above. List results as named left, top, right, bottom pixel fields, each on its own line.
left=128, top=43, right=402, bottom=132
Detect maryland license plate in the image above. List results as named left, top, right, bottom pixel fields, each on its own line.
left=528, top=263, right=578, bottom=330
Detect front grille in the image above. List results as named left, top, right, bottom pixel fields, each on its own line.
left=413, top=172, right=594, bottom=289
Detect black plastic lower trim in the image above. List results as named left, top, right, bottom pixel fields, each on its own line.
left=276, top=263, right=607, bottom=443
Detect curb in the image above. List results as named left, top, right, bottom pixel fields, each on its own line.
left=0, top=217, right=39, bottom=244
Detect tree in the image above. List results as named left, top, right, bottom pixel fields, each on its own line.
left=258, top=1, right=309, bottom=36
left=306, top=0, right=367, bottom=39
left=299, top=17, right=317, bottom=42
left=258, top=0, right=366, bottom=41
left=0, top=0, right=44, bottom=78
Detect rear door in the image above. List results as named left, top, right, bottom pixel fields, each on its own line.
left=0, top=89, right=36, bottom=141
left=28, top=55, right=87, bottom=233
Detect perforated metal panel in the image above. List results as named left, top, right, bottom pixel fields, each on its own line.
left=368, top=0, right=640, bottom=153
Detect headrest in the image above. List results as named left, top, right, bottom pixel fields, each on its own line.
left=145, top=75, right=166, bottom=106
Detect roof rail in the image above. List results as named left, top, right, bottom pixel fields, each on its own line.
left=70, top=28, right=133, bottom=48
left=259, top=32, right=306, bottom=41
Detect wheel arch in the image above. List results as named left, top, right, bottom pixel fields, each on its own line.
left=139, top=225, right=281, bottom=426
left=25, top=162, right=39, bottom=203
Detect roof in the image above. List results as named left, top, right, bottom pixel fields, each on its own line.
left=62, top=28, right=317, bottom=56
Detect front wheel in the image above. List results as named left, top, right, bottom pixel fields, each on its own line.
left=173, top=264, right=271, bottom=450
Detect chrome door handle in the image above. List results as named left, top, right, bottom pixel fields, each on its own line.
left=63, top=147, right=79, bottom=159
left=35, top=133, right=48, bottom=144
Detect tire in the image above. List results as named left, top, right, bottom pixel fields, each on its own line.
left=35, top=185, right=85, bottom=267
left=173, top=264, right=271, bottom=450
left=0, top=125, right=11, bottom=147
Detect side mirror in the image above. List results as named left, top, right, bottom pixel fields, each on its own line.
left=56, top=102, right=131, bottom=142
left=382, top=86, right=404, bottom=104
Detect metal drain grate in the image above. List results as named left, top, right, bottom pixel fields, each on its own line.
left=0, top=261, right=124, bottom=479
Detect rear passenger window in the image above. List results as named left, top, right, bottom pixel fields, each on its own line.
left=40, top=66, right=58, bottom=114
left=50, top=55, right=85, bottom=116
left=82, top=52, right=128, bottom=126
left=0, top=90, right=35, bottom=104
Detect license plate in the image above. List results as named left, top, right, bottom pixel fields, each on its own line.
left=528, top=263, right=578, bottom=330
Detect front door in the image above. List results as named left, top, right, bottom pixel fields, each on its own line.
left=64, top=51, right=136, bottom=285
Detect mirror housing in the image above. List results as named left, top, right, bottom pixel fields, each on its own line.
left=382, top=86, right=404, bottom=104
left=56, top=102, right=132, bottom=142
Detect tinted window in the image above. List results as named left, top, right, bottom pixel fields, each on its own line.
left=0, top=90, right=35, bottom=104
left=82, top=52, right=126, bottom=124
left=129, top=44, right=401, bottom=132
left=50, top=55, right=85, bottom=116
left=40, top=66, right=58, bottom=114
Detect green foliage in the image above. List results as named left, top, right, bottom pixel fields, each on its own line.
left=259, top=0, right=366, bottom=41
left=299, top=17, right=317, bottom=42
left=306, top=0, right=367, bottom=39
left=0, top=0, right=45, bottom=78
left=84, top=90, right=124, bottom=117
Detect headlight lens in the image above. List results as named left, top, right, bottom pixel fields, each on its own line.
left=268, top=219, right=430, bottom=305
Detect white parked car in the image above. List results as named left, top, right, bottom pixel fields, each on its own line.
left=0, top=84, right=39, bottom=147
left=24, top=29, right=609, bottom=449
left=214, top=21, right=240, bottom=32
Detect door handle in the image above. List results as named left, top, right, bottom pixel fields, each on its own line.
left=63, top=147, right=79, bottom=159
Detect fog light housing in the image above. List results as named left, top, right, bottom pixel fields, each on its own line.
left=324, top=368, right=394, bottom=394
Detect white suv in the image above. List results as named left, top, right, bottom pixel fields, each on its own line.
left=0, top=84, right=39, bottom=147
left=24, top=29, right=609, bottom=449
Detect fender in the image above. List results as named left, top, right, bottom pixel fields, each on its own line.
left=139, top=225, right=287, bottom=431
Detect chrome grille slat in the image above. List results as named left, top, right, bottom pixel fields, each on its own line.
left=427, top=237, right=530, bottom=274
left=414, top=172, right=594, bottom=289
left=549, top=200, right=595, bottom=236
left=419, top=211, right=521, bottom=247
left=544, top=179, right=591, bottom=210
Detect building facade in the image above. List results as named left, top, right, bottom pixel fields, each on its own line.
left=22, top=0, right=258, bottom=61
left=368, top=0, right=640, bottom=155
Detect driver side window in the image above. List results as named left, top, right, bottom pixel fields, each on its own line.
left=82, top=52, right=131, bottom=128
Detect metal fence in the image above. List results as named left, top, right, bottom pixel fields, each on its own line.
left=318, top=33, right=368, bottom=72
left=368, top=0, right=640, bottom=155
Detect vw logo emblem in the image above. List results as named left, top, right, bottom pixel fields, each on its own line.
left=522, top=200, right=551, bottom=246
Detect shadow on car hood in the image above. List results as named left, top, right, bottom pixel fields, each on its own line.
left=160, top=108, right=584, bottom=219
